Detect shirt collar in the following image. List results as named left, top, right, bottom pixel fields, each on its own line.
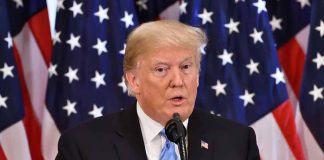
left=136, top=102, right=189, bottom=143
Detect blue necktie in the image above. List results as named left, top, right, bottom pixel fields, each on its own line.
left=159, top=129, right=178, bottom=160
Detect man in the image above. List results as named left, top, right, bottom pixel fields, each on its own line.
left=56, top=20, right=260, bottom=160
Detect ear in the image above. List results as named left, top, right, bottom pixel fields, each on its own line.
left=125, top=71, right=140, bottom=94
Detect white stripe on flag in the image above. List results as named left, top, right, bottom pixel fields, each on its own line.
left=295, top=104, right=324, bottom=159
left=251, top=113, right=295, bottom=160
left=13, top=23, right=49, bottom=124
left=295, top=25, right=310, bottom=54
left=291, top=24, right=324, bottom=159
left=41, top=108, right=61, bottom=160
left=0, top=121, right=31, bottom=160
left=159, top=1, right=180, bottom=20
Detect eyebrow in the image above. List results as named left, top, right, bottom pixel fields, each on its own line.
left=152, top=56, right=194, bottom=65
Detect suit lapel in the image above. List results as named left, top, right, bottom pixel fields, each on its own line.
left=187, top=110, right=214, bottom=160
left=115, top=106, right=147, bottom=160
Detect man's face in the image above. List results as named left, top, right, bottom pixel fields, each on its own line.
left=126, top=48, right=199, bottom=126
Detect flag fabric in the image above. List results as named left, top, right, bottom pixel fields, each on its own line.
left=298, top=0, right=324, bottom=154
left=200, top=140, right=209, bottom=150
left=46, top=0, right=138, bottom=131
left=0, top=0, right=52, bottom=160
left=179, top=0, right=305, bottom=159
left=267, top=0, right=324, bottom=158
left=1, top=0, right=323, bottom=159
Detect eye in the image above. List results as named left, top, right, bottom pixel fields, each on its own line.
left=156, top=67, right=165, bottom=72
left=181, top=63, right=193, bottom=74
left=182, top=64, right=191, bottom=70
left=153, top=66, right=168, bottom=76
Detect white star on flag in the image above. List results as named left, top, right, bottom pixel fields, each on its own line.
left=296, top=0, right=311, bottom=9
left=92, top=38, right=107, bottom=55
left=48, top=63, right=58, bottom=77
left=200, top=43, right=207, bottom=55
left=136, top=0, right=148, bottom=11
left=218, top=49, right=233, bottom=66
left=253, top=0, right=267, bottom=14
left=4, top=32, right=13, bottom=49
left=211, top=80, right=227, bottom=96
left=201, top=140, right=208, bottom=149
left=246, top=59, right=260, bottom=75
left=94, top=5, right=109, bottom=23
left=63, top=99, right=77, bottom=116
left=269, top=16, right=282, bottom=31
left=119, top=43, right=126, bottom=55
left=0, top=94, right=8, bottom=108
left=121, top=11, right=134, bottom=28
left=312, top=52, right=324, bottom=69
left=250, top=28, right=264, bottom=44
left=53, top=30, right=62, bottom=45
left=89, top=104, right=104, bottom=118
left=239, top=89, right=255, bottom=107
left=179, top=2, right=188, bottom=14
left=69, top=1, right=83, bottom=18
left=12, top=0, right=23, bottom=8
left=198, top=8, right=213, bottom=25
left=91, top=71, right=106, bottom=88
left=235, top=0, right=245, bottom=3
left=118, top=77, right=127, bottom=93
left=66, top=33, right=81, bottom=51
left=64, top=67, right=79, bottom=83
left=315, top=20, right=324, bottom=37
left=224, top=18, right=240, bottom=34
left=271, top=68, right=285, bottom=85
left=309, top=85, right=324, bottom=102
left=0, top=63, right=14, bottom=79
left=57, top=0, right=65, bottom=12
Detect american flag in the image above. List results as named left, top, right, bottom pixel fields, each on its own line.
left=200, top=140, right=208, bottom=149
left=45, top=0, right=138, bottom=131
left=179, top=0, right=320, bottom=159
left=267, top=0, right=323, bottom=158
left=0, top=0, right=52, bottom=159
left=1, top=0, right=323, bottom=159
left=298, top=0, right=324, bottom=153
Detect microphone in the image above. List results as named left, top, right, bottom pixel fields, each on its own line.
left=165, top=113, right=188, bottom=160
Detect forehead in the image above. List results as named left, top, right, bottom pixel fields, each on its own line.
left=141, top=48, right=197, bottom=64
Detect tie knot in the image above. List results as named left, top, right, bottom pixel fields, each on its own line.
left=159, top=130, right=178, bottom=160
left=160, top=129, right=171, bottom=148
left=160, top=129, right=166, bottom=137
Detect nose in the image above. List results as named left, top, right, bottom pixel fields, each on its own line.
left=170, top=68, right=184, bottom=88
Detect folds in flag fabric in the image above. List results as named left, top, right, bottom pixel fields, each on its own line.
left=1, top=0, right=323, bottom=159
left=299, top=0, right=324, bottom=153
left=46, top=0, right=138, bottom=131
left=267, top=0, right=324, bottom=158
left=0, top=0, right=52, bottom=160
left=179, top=0, right=305, bottom=159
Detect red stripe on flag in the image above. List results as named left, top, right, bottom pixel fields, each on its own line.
left=28, top=9, right=52, bottom=66
left=12, top=46, right=44, bottom=160
left=272, top=100, right=304, bottom=160
left=0, top=145, right=7, bottom=160
left=277, top=38, right=306, bottom=98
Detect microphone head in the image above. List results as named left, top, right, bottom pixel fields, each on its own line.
left=165, top=113, right=187, bottom=143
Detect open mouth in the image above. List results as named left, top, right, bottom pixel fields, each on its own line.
left=169, top=96, right=185, bottom=105
left=171, top=96, right=183, bottom=101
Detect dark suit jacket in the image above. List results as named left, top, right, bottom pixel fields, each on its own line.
left=56, top=106, right=260, bottom=160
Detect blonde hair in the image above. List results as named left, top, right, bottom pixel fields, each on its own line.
left=123, top=20, right=207, bottom=96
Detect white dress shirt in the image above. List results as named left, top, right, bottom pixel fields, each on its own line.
left=137, top=102, right=188, bottom=160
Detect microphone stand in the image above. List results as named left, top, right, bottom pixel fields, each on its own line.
left=165, top=113, right=188, bottom=160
